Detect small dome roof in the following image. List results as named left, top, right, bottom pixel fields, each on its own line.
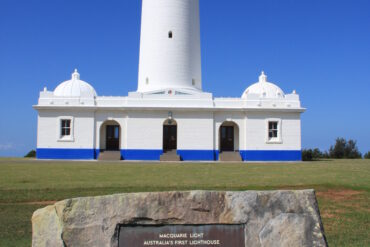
left=242, top=72, right=285, bottom=99
left=54, top=69, right=97, bottom=97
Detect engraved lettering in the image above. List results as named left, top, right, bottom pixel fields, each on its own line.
left=119, top=224, right=244, bottom=247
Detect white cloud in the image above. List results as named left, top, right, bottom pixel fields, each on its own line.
left=0, top=144, right=14, bottom=150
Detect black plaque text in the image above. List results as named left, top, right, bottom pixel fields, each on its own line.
left=119, top=224, right=245, bottom=247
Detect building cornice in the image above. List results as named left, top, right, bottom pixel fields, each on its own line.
left=33, top=104, right=306, bottom=113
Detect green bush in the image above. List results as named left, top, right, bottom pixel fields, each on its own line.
left=302, top=138, right=362, bottom=161
left=24, top=150, right=36, bottom=158
left=364, top=152, right=370, bottom=159
left=302, top=148, right=324, bottom=161
left=329, top=138, right=362, bottom=159
left=302, top=149, right=313, bottom=161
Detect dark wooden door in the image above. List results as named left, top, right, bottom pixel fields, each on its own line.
left=163, top=125, right=177, bottom=151
left=220, top=126, right=234, bottom=152
left=106, top=125, right=120, bottom=151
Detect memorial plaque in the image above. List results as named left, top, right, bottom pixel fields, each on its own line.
left=32, top=191, right=328, bottom=247
left=119, top=224, right=245, bottom=247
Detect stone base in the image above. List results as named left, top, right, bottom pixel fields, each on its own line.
left=160, top=150, right=181, bottom=161
left=219, top=151, right=242, bottom=161
left=32, top=190, right=327, bottom=247
left=98, top=151, right=122, bottom=161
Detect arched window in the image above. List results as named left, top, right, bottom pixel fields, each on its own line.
left=168, top=31, right=173, bottom=39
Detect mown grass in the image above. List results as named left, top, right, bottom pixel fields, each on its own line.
left=0, top=158, right=369, bottom=246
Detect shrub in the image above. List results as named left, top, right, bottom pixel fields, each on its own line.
left=364, top=152, right=370, bottom=159
left=322, top=151, right=330, bottom=159
left=329, top=138, right=346, bottom=158
left=302, top=148, right=324, bottom=161
left=303, top=138, right=362, bottom=161
left=24, top=150, right=36, bottom=158
left=302, top=149, right=313, bottom=161
left=312, top=148, right=324, bottom=160
left=329, top=138, right=362, bottom=159
left=344, top=139, right=362, bottom=159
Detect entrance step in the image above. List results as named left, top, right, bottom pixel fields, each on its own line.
left=98, top=151, right=121, bottom=161
left=219, top=151, right=242, bottom=162
left=160, top=150, right=181, bottom=162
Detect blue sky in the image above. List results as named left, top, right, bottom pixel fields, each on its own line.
left=0, top=0, right=369, bottom=157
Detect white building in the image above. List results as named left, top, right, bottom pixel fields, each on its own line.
left=34, top=0, right=305, bottom=161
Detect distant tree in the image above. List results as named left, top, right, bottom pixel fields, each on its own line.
left=302, top=149, right=313, bottom=161
left=302, top=148, right=324, bottom=161
left=329, top=138, right=362, bottom=159
left=312, top=148, right=323, bottom=160
left=322, top=151, right=330, bottom=159
left=329, top=138, right=346, bottom=158
left=344, top=139, right=362, bottom=159
left=24, top=150, right=36, bottom=158
left=364, top=152, right=370, bottom=159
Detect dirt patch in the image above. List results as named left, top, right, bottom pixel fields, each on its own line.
left=23, top=201, right=57, bottom=205
left=321, top=212, right=335, bottom=219
left=316, top=189, right=363, bottom=202
left=320, top=208, right=346, bottom=219
left=0, top=201, right=57, bottom=206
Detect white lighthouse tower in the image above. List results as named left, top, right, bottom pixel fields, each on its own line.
left=34, top=0, right=305, bottom=162
left=137, top=0, right=202, bottom=93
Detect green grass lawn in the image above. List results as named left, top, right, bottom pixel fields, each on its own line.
left=0, top=158, right=369, bottom=246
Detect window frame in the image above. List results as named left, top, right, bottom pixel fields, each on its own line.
left=266, top=118, right=282, bottom=144
left=57, top=117, right=74, bottom=142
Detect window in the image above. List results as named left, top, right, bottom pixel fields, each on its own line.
left=168, top=31, right=173, bottom=38
left=192, top=79, right=196, bottom=86
left=268, top=121, right=278, bottom=139
left=266, top=119, right=282, bottom=143
left=61, top=120, right=71, bottom=137
left=58, top=117, right=74, bottom=142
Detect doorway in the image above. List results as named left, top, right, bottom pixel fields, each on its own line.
left=106, top=125, right=120, bottom=151
left=220, top=126, right=234, bottom=152
left=163, top=120, right=177, bottom=152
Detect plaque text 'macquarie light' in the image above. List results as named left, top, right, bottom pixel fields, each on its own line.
left=119, top=225, right=245, bottom=247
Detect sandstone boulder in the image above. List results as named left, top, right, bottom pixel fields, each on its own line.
left=32, top=190, right=327, bottom=247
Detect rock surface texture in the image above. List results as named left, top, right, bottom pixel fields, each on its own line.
left=32, top=190, right=327, bottom=247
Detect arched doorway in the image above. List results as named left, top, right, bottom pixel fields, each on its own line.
left=163, top=119, right=177, bottom=152
left=100, top=120, right=121, bottom=151
left=219, top=121, right=239, bottom=152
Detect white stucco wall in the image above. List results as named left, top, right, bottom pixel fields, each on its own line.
left=124, top=111, right=213, bottom=151
left=125, top=111, right=166, bottom=150
left=36, top=109, right=302, bottom=153
left=175, top=111, right=214, bottom=150
left=37, top=110, right=95, bottom=149
left=245, top=112, right=302, bottom=150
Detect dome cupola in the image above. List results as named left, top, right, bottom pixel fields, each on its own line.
left=242, top=71, right=285, bottom=99
left=54, top=69, right=97, bottom=97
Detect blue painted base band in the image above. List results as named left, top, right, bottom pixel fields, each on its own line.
left=240, top=150, right=302, bottom=161
left=36, top=148, right=97, bottom=160
left=37, top=148, right=302, bottom=161
left=177, top=150, right=217, bottom=161
left=121, top=150, right=163, bottom=161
